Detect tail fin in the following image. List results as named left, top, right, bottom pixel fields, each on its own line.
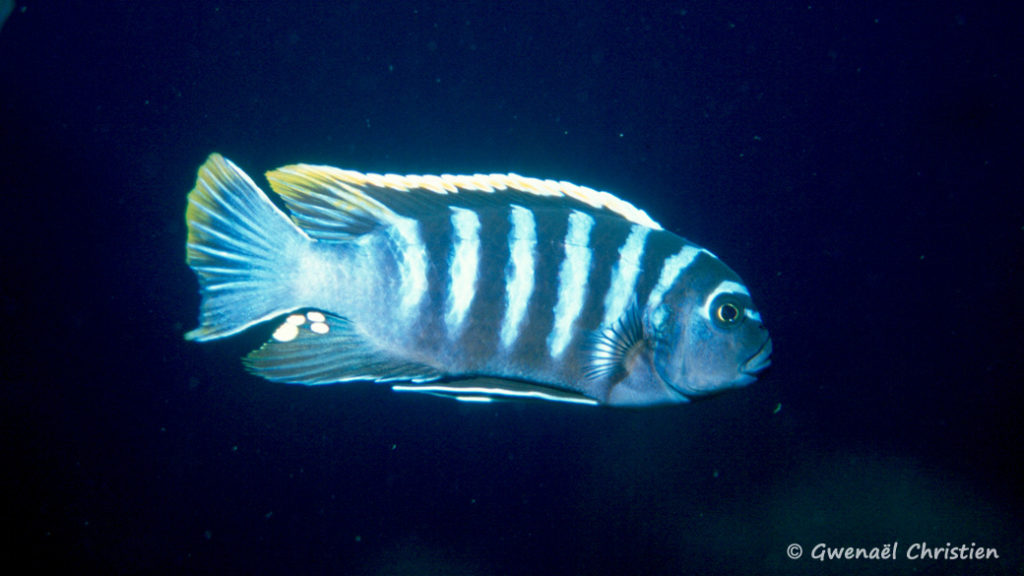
left=185, top=154, right=311, bottom=341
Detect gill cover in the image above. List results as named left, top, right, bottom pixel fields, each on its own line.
left=651, top=279, right=769, bottom=398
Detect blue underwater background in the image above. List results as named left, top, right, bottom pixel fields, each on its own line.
left=1, top=1, right=1021, bottom=574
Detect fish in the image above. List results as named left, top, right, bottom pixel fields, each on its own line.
left=185, top=154, right=771, bottom=406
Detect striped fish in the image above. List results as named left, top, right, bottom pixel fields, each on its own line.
left=185, top=154, right=771, bottom=406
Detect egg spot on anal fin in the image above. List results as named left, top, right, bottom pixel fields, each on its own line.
left=246, top=312, right=441, bottom=385
left=305, top=310, right=330, bottom=334
left=272, top=323, right=300, bottom=342
left=272, top=313, right=309, bottom=342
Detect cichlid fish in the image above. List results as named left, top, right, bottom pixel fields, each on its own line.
left=185, top=154, right=771, bottom=406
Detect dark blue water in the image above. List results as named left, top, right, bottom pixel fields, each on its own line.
left=2, top=2, right=1020, bottom=574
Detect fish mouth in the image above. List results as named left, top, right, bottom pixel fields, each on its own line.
left=741, top=336, right=773, bottom=375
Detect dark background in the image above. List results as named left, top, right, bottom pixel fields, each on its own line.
left=1, top=1, right=1021, bottom=574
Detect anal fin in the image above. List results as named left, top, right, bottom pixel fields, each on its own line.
left=243, top=311, right=441, bottom=385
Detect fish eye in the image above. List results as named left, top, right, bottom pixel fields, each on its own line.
left=713, top=297, right=744, bottom=327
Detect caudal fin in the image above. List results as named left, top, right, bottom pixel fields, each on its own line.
left=185, top=154, right=311, bottom=341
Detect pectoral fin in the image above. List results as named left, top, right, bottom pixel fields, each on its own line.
left=583, top=300, right=647, bottom=383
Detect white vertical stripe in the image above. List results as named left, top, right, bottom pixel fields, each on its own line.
left=645, top=245, right=706, bottom=314
left=500, top=206, right=536, bottom=348
left=445, top=207, right=481, bottom=334
left=389, top=216, right=428, bottom=317
left=600, top=225, right=650, bottom=328
left=548, top=211, right=594, bottom=358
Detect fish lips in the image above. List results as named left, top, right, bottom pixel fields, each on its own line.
left=741, top=335, right=773, bottom=376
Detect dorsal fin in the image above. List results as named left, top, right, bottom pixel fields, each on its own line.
left=265, top=165, right=398, bottom=240
left=265, top=163, right=663, bottom=240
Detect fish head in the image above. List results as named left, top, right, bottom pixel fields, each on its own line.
left=649, top=265, right=771, bottom=399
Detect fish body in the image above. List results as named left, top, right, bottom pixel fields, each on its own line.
left=185, top=154, right=771, bottom=406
